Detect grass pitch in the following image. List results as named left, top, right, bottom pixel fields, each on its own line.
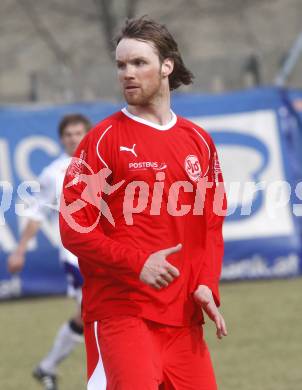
left=0, top=278, right=301, bottom=390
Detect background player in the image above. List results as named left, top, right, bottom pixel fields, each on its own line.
left=7, top=114, right=92, bottom=390
left=61, top=16, right=227, bottom=390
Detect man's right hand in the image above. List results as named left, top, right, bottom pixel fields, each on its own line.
left=7, top=251, right=25, bottom=274
left=139, top=243, right=181, bottom=290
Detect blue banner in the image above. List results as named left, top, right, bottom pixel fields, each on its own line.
left=1, top=87, right=302, bottom=298
left=172, top=87, right=302, bottom=280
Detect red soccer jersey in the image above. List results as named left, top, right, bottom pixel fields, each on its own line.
left=60, top=109, right=226, bottom=326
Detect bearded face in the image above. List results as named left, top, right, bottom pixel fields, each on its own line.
left=116, top=38, right=168, bottom=106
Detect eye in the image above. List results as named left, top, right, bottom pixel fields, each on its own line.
left=116, top=62, right=125, bottom=69
left=134, top=59, right=146, bottom=66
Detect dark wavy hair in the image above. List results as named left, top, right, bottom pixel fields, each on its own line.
left=115, top=16, right=194, bottom=90
left=58, top=114, right=92, bottom=138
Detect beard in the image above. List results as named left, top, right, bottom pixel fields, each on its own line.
left=123, top=76, right=162, bottom=106
left=124, top=91, right=151, bottom=106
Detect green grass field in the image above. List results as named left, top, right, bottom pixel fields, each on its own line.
left=0, top=278, right=301, bottom=390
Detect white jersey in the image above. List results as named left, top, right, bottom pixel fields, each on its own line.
left=26, top=153, right=78, bottom=267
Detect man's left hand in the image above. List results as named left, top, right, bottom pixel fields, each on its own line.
left=193, top=285, right=227, bottom=340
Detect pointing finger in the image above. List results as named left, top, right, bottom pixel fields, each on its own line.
left=220, top=316, right=228, bottom=336
left=214, top=315, right=222, bottom=339
left=160, top=243, right=182, bottom=257
left=215, top=314, right=227, bottom=339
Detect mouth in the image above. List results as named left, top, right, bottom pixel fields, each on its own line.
left=125, top=85, right=140, bottom=91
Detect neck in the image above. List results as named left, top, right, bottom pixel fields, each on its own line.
left=127, top=86, right=172, bottom=126
left=65, top=150, right=73, bottom=157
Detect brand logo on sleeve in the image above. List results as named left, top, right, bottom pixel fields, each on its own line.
left=66, top=150, right=87, bottom=182
left=213, top=151, right=222, bottom=183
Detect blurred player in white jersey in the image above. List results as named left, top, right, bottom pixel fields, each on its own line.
left=7, top=114, right=92, bottom=390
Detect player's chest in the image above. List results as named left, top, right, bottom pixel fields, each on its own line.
left=112, top=130, right=209, bottom=185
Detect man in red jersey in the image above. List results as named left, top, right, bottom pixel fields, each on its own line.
left=60, top=16, right=227, bottom=390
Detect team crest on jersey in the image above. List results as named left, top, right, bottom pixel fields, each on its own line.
left=184, top=155, right=202, bottom=182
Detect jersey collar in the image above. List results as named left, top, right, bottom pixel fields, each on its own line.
left=121, top=107, right=177, bottom=131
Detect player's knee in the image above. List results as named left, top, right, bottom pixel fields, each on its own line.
left=69, top=318, right=83, bottom=335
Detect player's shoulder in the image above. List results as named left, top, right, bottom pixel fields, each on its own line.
left=177, top=115, right=214, bottom=147
left=87, top=111, right=124, bottom=141
left=73, top=111, right=123, bottom=161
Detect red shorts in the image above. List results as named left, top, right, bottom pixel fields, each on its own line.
left=84, top=316, right=217, bottom=390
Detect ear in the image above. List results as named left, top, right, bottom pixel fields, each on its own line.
left=161, top=58, right=174, bottom=77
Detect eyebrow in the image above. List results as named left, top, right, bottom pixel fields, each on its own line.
left=116, top=56, right=148, bottom=64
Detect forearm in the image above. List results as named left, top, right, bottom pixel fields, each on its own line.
left=59, top=212, right=148, bottom=277
left=16, top=219, right=41, bottom=253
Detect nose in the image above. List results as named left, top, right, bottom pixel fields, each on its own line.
left=70, top=134, right=80, bottom=144
left=123, top=64, right=135, bottom=80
